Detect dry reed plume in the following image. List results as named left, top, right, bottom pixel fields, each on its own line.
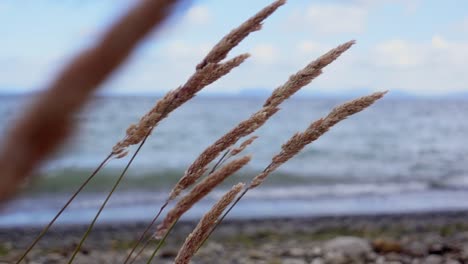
left=169, top=40, right=355, bottom=200
left=174, top=183, right=245, bottom=264
left=156, top=156, right=251, bottom=238
left=0, top=0, right=179, bottom=203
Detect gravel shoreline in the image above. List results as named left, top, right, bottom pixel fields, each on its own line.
left=3, top=210, right=468, bottom=263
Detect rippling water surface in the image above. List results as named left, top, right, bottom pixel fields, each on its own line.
left=1, top=95, right=467, bottom=226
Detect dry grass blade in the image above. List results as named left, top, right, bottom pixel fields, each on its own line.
left=197, top=0, right=286, bottom=69
left=174, top=183, right=245, bottom=264
left=0, top=0, right=180, bottom=203
left=169, top=40, right=355, bottom=200
left=251, top=91, right=387, bottom=188
left=155, top=156, right=251, bottom=238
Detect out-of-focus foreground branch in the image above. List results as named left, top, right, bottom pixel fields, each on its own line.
left=0, top=0, right=181, bottom=203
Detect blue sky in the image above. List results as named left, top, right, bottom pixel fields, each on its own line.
left=1, top=0, right=468, bottom=96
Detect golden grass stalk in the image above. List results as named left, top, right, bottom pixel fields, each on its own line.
left=0, top=0, right=179, bottom=203
left=251, top=91, right=387, bottom=188
left=169, top=40, right=355, bottom=200
left=155, top=156, right=251, bottom=238
left=113, top=0, right=286, bottom=157
left=174, top=183, right=245, bottom=264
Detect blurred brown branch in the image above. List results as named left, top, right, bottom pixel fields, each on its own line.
left=0, top=0, right=180, bottom=203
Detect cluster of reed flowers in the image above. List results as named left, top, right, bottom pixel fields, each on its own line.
left=126, top=36, right=358, bottom=264
left=169, top=40, right=355, bottom=201
left=3, top=0, right=389, bottom=263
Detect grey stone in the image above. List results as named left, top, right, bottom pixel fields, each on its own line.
left=282, top=258, right=307, bottom=264
left=309, top=247, right=323, bottom=257
left=424, top=254, right=443, bottom=264
left=323, top=237, right=372, bottom=259
left=282, top=247, right=307, bottom=258
left=445, top=259, right=461, bottom=264
left=310, top=258, right=325, bottom=264
left=323, top=251, right=347, bottom=264
left=404, top=241, right=428, bottom=257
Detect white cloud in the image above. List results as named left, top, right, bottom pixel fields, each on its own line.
left=0, top=56, right=66, bottom=91
left=97, top=36, right=468, bottom=96
left=431, top=35, right=449, bottom=49
left=297, top=41, right=324, bottom=55
left=353, top=0, right=422, bottom=13
left=303, top=3, right=367, bottom=35
left=163, top=41, right=210, bottom=61
left=251, top=44, right=278, bottom=65
left=373, top=39, right=423, bottom=68
left=456, top=17, right=468, bottom=34
left=2, top=1, right=465, bottom=97
left=284, top=0, right=423, bottom=37
left=364, top=36, right=468, bottom=94
left=184, top=5, right=211, bottom=25
left=106, top=35, right=468, bottom=96
left=78, top=26, right=104, bottom=39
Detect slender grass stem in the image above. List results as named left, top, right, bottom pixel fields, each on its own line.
left=124, top=201, right=169, bottom=264
left=196, top=187, right=248, bottom=252
left=15, top=153, right=112, bottom=264
left=67, top=134, right=150, bottom=263
left=208, top=149, right=230, bottom=174
left=128, top=234, right=152, bottom=264
left=145, top=222, right=176, bottom=264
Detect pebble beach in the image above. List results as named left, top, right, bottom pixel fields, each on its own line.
left=3, top=211, right=468, bottom=263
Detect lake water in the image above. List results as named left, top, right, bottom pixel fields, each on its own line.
left=1, top=95, right=467, bottom=226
